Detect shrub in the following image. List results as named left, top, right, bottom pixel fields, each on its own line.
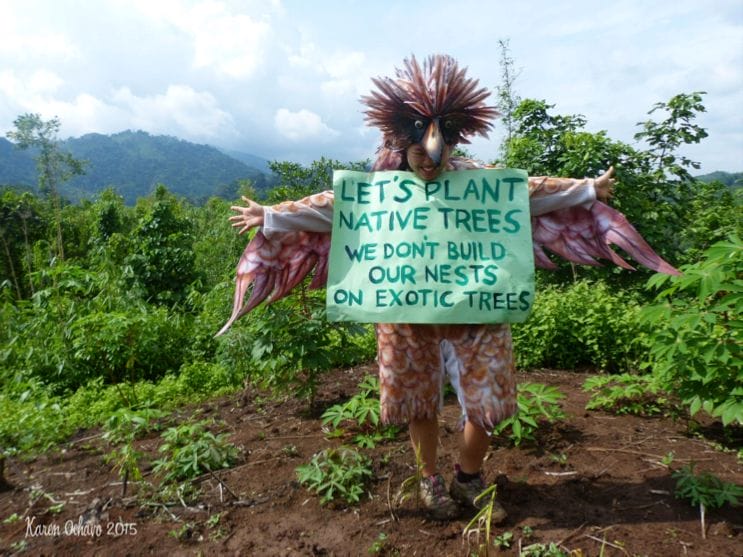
left=641, top=236, right=742, bottom=425
left=512, top=280, right=646, bottom=372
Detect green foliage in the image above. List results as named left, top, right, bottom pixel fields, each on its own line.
left=0, top=189, right=47, bottom=299
left=321, top=375, right=400, bottom=448
left=295, top=446, right=373, bottom=505
left=502, top=92, right=718, bottom=277
left=641, top=236, right=743, bottom=425
left=519, top=543, right=569, bottom=557
left=322, top=375, right=381, bottom=429
left=512, top=280, right=646, bottom=372
left=368, top=532, right=392, bottom=554
left=493, top=383, right=566, bottom=446
left=266, top=157, right=368, bottom=203
left=583, top=373, right=668, bottom=416
left=126, top=185, right=197, bottom=305
left=673, top=463, right=743, bottom=511
left=493, top=530, right=514, bottom=549
left=238, top=289, right=370, bottom=405
left=102, top=407, right=168, bottom=444
left=152, top=419, right=239, bottom=483
left=6, top=114, right=86, bottom=260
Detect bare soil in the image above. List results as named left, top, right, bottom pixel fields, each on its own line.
left=1, top=365, right=741, bottom=556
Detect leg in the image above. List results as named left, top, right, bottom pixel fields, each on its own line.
left=408, top=416, right=439, bottom=477
left=459, top=419, right=490, bottom=475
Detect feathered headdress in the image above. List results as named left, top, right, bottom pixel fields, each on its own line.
left=361, top=54, right=498, bottom=152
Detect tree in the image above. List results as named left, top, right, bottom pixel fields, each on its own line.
left=494, top=38, right=522, bottom=160
left=266, top=157, right=368, bottom=204
left=6, top=114, right=86, bottom=260
left=0, top=189, right=46, bottom=298
left=126, top=185, right=197, bottom=305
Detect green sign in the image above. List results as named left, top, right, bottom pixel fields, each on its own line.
left=326, top=168, right=534, bottom=323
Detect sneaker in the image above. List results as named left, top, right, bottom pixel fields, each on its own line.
left=450, top=469, right=507, bottom=524
left=419, top=473, right=460, bottom=520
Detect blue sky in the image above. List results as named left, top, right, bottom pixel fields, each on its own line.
left=1, top=0, right=741, bottom=172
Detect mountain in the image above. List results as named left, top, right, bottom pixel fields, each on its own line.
left=0, top=131, right=275, bottom=204
left=696, top=171, right=743, bottom=187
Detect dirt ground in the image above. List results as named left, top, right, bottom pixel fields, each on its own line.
left=1, top=365, right=741, bottom=557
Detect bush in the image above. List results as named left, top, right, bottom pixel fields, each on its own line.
left=512, top=280, right=647, bottom=372
left=641, top=236, right=742, bottom=425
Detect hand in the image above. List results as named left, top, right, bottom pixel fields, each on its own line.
left=594, top=166, right=615, bottom=201
left=229, top=196, right=265, bottom=234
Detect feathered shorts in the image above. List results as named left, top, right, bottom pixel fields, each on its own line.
left=375, top=323, right=517, bottom=429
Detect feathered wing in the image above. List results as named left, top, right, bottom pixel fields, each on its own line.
left=216, top=229, right=330, bottom=336
left=531, top=201, right=680, bottom=275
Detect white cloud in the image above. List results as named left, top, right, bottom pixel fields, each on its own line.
left=111, top=85, right=236, bottom=139
left=274, top=108, right=339, bottom=141
left=0, top=4, right=79, bottom=63
left=125, top=0, right=273, bottom=79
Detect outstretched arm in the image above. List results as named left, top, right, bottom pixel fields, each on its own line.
left=529, top=167, right=615, bottom=216
left=229, top=191, right=334, bottom=237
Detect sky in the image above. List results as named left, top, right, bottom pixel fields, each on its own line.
left=1, top=0, right=741, bottom=172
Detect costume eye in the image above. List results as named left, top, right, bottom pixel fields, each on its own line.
left=414, top=120, right=424, bottom=130
left=444, top=119, right=454, bottom=129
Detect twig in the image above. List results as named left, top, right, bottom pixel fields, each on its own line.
left=586, top=447, right=712, bottom=461
left=557, top=522, right=585, bottom=546
left=68, top=432, right=105, bottom=445
left=615, top=501, right=665, bottom=511
left=144, top=502, right=180, bottom=521
left=209, top=470, right=239, bottom=500
left=231, top=495, right=270, bottom=507
left=583, top=534, right=629, bottom=555
left=543, top=471, right=578, bottom=477
left=270, top=433, right=326, bottom=440
left=386, top=473, right=398, bottom=522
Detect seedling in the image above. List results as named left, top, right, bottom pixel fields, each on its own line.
left=673, top=462, right=743, bottom=538
left=395, top=443, right=425, bottom=509
left=296, top=446, right=373, bottom=505
left=153, top=419, right=239, bottom=483
left=462, top=484, right=500, bottom=555
left=368, top=532, right=390, bottom=554
left=493, top=383, right=566, bottom=446
left=493, top=530, right=513, bottom=549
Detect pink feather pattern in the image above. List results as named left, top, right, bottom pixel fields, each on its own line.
left=215, top=229, right=330, bottom=336
left=531, top=201, right=680, bottom=275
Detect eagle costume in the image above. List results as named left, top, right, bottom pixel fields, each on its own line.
left=218, top=55, right=678, bottom=430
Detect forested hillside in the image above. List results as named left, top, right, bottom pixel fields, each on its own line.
left=0, top=131, right=276, bottom=204
left=697, top=170, right=743, bottom=187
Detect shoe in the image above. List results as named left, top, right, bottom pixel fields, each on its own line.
left=419, top=473, right=460, bottom=520
left=450, top=467, right=507, bottom=524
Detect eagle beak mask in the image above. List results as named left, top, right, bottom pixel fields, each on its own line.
left=422, top=118, right=445, bottom=165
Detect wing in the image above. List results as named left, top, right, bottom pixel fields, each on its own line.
left=216, top=229, right=331, bottom=336
left=531, top=201, right=680, bottom=275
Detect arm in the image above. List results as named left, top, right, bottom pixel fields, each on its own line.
left=230, top=191, right=334, bottom=237
left=528, top=167, right=614, bottom=216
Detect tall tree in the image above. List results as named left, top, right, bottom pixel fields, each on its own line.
left=6, top=114, right=86, bottom=260
left=495, top=38, right=522, bottom=160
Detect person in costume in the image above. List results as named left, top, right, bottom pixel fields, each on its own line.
left=220, top=55, right=678, bottom=521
